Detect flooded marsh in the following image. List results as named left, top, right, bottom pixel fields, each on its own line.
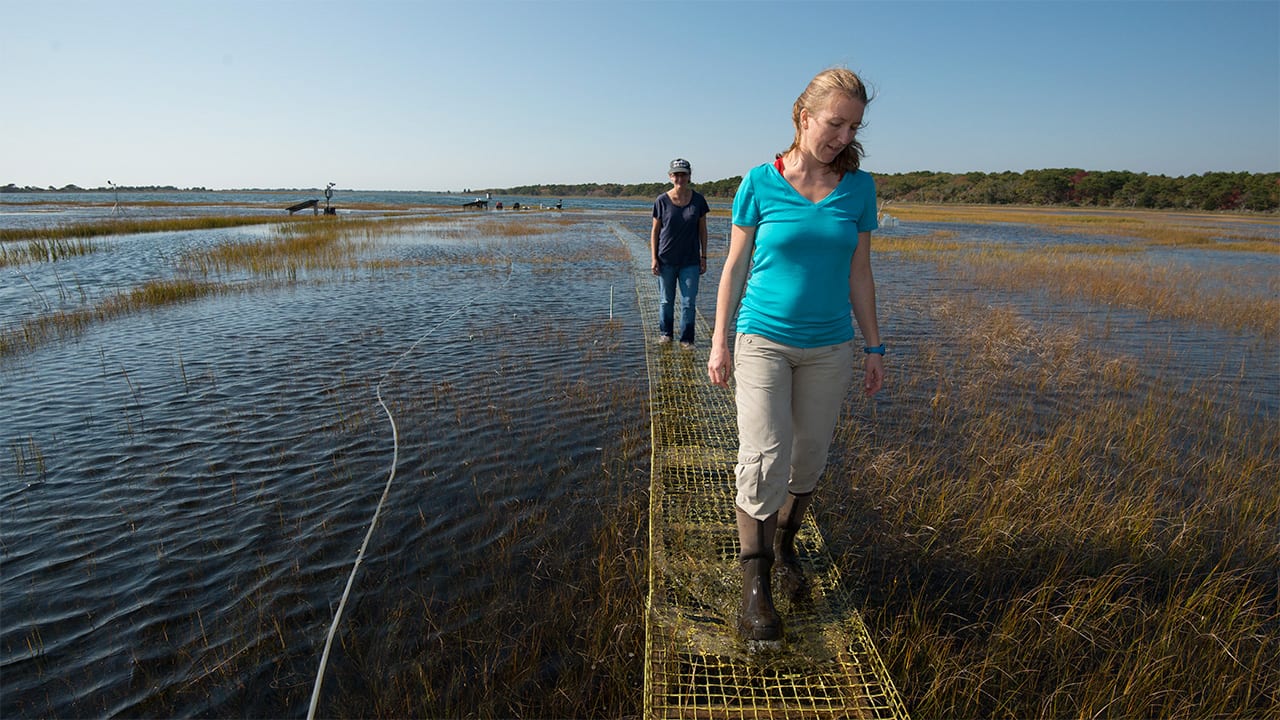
left=3, top=212, right=657, bottom=717
left=2, top=201, right=1277, bottom=717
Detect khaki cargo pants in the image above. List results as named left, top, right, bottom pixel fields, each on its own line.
left=733, top=333, right=855, bottom=520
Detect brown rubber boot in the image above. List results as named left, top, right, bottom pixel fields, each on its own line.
left=774, top=492, right=813, bottom=601
left=736, top=508, right=782, bottom=643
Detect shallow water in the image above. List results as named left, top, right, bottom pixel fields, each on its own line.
left=2, top=215, right=657, bottom=716
left=1, top=205, right=1275, bottom=716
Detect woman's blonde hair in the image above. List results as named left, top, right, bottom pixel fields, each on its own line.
left=783, top=67, right=872, bottom=176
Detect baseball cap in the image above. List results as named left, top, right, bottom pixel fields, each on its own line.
left=669, top=158, right=692, bottom=175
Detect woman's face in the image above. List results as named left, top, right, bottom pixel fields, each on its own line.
left=669, top=171, right=690, bottom=188
left=801, top=92, right=865, bottom=164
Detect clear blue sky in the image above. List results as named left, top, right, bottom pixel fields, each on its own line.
left=3, top=0, right=1277, bottom=191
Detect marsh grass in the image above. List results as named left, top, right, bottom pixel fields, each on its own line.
left=10, top=436, right=47, bottom=481
left=475, top=215, right=581, bottom=236
left=874, top=230, right=967, bottom=259
left=0, top=215, right=382, bottom=268
left=955, top=247, right=1279, bottom=337
left=9, top=208, right=1274, bottom=718
left=2, top=216, right=434, bottom=356
left=877, top=230, right=1278, bottom=337
left=0, top=279, right=230, bottom=357
left=0, top=237, right=101, bottom=266
left=2, top=215, right=306, bottom=241
left=825, top=295, right=1278, bottom=719
left=110, top=218, right=652, bottom=718
left=307, top=313, right=650, bottom=719
left=180, top=217, right=386, bottom=277
left=890, top=204, right=1279, bottom=252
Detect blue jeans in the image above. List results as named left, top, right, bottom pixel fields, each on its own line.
left=657, top=263, right=700, bottom=343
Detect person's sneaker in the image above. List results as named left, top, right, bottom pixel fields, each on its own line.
left=658, top=335, right=672, bottom=344
left=680, top=340, right=695, bottom=349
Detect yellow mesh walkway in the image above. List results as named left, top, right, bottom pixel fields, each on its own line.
left=613, top=223, right=909, bottom=720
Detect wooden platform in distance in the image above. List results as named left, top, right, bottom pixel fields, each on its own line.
left=287, top=198, right=320, bottom=214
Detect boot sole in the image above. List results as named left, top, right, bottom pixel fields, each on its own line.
left=743, top=637, right=785, bottom=652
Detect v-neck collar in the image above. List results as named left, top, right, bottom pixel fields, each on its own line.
left=772, top=160, right=842, bottom=206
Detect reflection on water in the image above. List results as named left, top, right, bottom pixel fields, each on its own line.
left=2, top=217, right=652, bottom=716
left=1, top=208, right=1275, bottom=716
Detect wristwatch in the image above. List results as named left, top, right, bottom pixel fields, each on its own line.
left=863, top=344, right=885, bottom=355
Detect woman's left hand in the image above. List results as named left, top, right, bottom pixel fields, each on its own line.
left=863, top=354, right=884, bottom=396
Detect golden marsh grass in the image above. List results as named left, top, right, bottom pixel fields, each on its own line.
left=0, top=237, right=100, bottom=266
left=876, top=225, right=1278, bottom=337
left=956, top=247, right=1279, bottom=336
left=827, top=283, right=1277, bottom=719
left=0, top=216, right=340, bottom=268
left=890, top=203, right=1279, bottom=252
left=3, top=217, right=408, bottom=356
left=0, top=279, right=229, bottom=357
left=0, top=215, right=300, bottom=243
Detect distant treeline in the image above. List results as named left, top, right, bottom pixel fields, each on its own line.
left=499, top=169, right=1279, bottom=212
left=498, top=179, right=742, bottom=202
left=8, top=169, right=1276, bottom=212
left=1, top=183, right=212, bottom=193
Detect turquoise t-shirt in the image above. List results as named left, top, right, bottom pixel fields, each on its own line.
left=731, top=162, right=878, bottom=347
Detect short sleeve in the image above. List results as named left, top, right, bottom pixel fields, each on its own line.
left=732, top=171, right=760, bottom=227
left=857, top=174, right=879, bottom=233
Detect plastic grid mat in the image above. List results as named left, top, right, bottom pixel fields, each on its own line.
left=613, top=223, right=910, bottom=720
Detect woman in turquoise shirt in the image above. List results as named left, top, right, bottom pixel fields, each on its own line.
left=708, top=67, right=885, bottom=645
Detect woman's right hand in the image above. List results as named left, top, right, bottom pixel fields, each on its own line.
left=708, top=225, right=755, bottom=389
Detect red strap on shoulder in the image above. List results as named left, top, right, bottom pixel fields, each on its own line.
left=773, top=155, right=786, bottom=173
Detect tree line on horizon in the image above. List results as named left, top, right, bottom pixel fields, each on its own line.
left=5, top=169, right=1276, bottom=212
left=498, top=168, right=1279, bottom=213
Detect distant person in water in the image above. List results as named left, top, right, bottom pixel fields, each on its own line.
left=651, top=157, right=710, bottom=347
left=707, top=67, right=884, bottom=645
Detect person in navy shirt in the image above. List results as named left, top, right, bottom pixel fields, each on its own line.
left=651, top=157, right=710, bottom=346
left=708, top=68, right=885, bottom=644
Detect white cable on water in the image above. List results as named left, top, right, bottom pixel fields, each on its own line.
left=307, top=259, right=513, bottom=720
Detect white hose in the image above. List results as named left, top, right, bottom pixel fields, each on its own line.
left=307, top=258, right=513, bottom=719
